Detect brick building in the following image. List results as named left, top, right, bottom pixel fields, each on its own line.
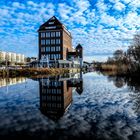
left=38, top=16, right=83, bottom=68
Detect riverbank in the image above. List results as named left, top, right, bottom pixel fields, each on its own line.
left=95, top=64, right=140, bottom=77
left=95, top=64, right=128, bottom=71
left=0, top=68, right=80, bottom=77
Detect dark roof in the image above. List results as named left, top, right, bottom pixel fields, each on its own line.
left=76, top=44, right=82, bottom=49
left=38, top=16, right=63, bottom=31
left=76, top=88, right=83, bottom=95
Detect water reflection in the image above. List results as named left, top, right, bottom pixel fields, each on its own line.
left=0, top=77, right=26, bottom=87
left=38, top=72, right=83, bottom=120
left=106, top=74, right=140, bottom=92
left=1, top=72, right=140, bottom=139
left=103, top=72, right=140, bottom=115
left=107, top=76, right=126, bottom=88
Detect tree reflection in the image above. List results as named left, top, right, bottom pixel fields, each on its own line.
left=106, top=73, right=140, bottom=115
left=108, top=76, right=126, bottom=88
left=127, top=77, right=140, bottom=115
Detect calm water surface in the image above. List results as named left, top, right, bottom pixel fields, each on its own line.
left=0, top=72, right=140, bottom=140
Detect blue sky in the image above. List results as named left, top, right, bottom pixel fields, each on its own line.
left=0, top=0, right=140, bottom=62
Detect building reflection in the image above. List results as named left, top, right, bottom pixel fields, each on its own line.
left=0, top=77, right=26, bottom=87
left=38, top=72, right=83, bottom=120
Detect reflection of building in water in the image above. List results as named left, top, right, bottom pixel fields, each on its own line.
left=39, top=72, right=83, bottom=120
left=0, top=77, right=26, bottom=87
left=67, top=72, right=83, bottom=95
left=39, top=77, right=72, bottom=120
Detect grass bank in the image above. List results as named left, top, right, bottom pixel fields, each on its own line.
left=95, top=64, right=140, bottom=77
left=0, top=68, right=80, bottom=77
left=99, top=64, right=128, bottom=71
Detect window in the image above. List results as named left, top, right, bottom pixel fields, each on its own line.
left=51, top=82, right=54, bottom=86
left=56, top=54, right=58, bottom=59
left=59, top=46, right=61, bottom=51
left=56, top=39, right=60, bottom=44
left=56, top=46, right=60, bottom=51
left=55, top=54, right=61, bottom=59
left=51, top=32, right=55, bottom=37
left=51, top=54, right=53, bottom=59
left=46, top=47, right=50, bottom=52
left=41, top=54, right=44, bottom=58
left=57, top=82, right=61, bottom=86
left=48, top=54, right=50, bottom=59
left=45, top=26, right=56, bottom=29
left=48, top=22, right=54, bottom=25
left=51, top=54, right=56, bottom=60
left=54, top=54, right=56, bottom=59
left=46, top=32, right=50, bottom=37
left=41, top=47, right=45, bottom=52
left=58, top=54, right=61, bottom=59
left=56, top=32, right=60, bottom=37
left=51, top=39, right=55, bottom=44
left=57, top=89, right=61, bottom=94
left=46, top=39, right=50, bottom=45
left=41, top=40, right=45, bottom=45
left=41, top=32, right=45, bottom=38
left=51, top=47, right=55, bottom=52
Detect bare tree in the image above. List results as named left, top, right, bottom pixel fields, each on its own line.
left=113, top=49, right=124, bottom=61
left=127, top=33, right=140, bottom=65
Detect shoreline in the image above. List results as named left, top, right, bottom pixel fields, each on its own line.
left=94, top=63, right=140, bottom=77
left=96, top=69, right=140, bottom=77
left=0, top=68, right=81, bottom=78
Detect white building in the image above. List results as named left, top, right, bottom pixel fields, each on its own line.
left=0, top=51, right=25, bottom=65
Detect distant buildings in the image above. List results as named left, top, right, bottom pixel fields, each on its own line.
left=0, top=77, right=26, bottom=87
left=0, top=51, right=25, bottom=65
left=38, top=16, right=83, bottom=68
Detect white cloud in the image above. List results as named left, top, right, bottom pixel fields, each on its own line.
left=129, top=0, right=140, bottom=7
left=114, top=2, right=125, bottom=11
left=109, top=0, right=120, bottom=3
left=101, top=13, right=118, bottom=26
left=1, top=8, right=8, bottom=14
left=0, top=0, right=139, bottom=61
left=12, top=2, right=25, bottom=9
left=58, top=3, right=73, bottom=20
left=73, top=0, right=90, bottom=13
left=27, top=1, right=38, bottom=7
left=96, top=0, right=108, bottom=14
left=121, top=0, right=140, bottom=8
left=122, top=0, right=132, bottom=4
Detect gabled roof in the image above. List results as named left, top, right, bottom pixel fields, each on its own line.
left=38, top=16, right=63, bottom=31
left=76, top=88, right=83, bottom=95
left=76, top=44, right=83, bottom=49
